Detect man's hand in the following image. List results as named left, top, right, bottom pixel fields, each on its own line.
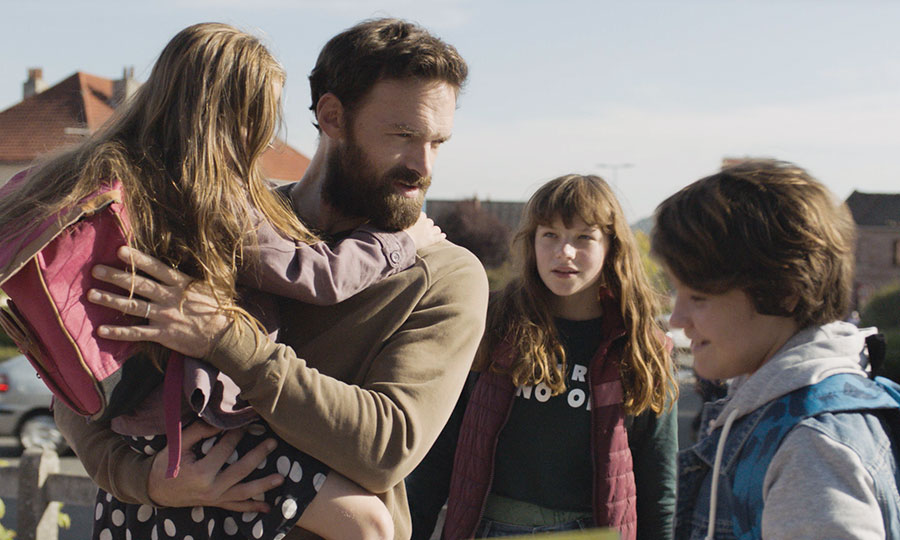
left=148, top=421, right=284, bottom=512
left=87, top=246, right=231, bottom=358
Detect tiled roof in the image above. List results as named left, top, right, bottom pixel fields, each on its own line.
left=0, top=71, right=309, bottom=180
left=0, top=72, right=114, bottom=163
left=260, top=141, right=311, bottom=182
left=846, top=191, right=900, bottom=227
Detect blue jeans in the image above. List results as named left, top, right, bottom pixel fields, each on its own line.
left=474, top=517, right=594, bottom=537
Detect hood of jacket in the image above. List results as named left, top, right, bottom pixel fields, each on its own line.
left=710, top=321, right=877, bottom=430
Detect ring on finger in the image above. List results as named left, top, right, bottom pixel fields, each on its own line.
left=143, top=303, right=152, bottom=319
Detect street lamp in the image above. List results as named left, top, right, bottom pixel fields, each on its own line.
left=595, top=162, right=634, bottom=189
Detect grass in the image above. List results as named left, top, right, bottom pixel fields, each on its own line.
left=0, top=345, right=20, bottom=362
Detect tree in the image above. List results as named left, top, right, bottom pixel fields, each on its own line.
left=634, top=230, right=671, bottom=296
left=860, top=281, right=900, bottom=331
left=434, top=200, right=511, bottom=269
left=861, top=281, right=900, bottom=383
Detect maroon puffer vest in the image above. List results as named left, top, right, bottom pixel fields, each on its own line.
left=442, top=292, right=638, bottom=539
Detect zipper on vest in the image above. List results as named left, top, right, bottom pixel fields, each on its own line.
left=474, top=390, right=518, bottom=535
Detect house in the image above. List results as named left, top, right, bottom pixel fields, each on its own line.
left=723, top=159, right=900, bottom=310
left=425, top=198, right=526, bottom=233
left=0, top=68, right=309, bottom=185
left=845, top=191, right=900, bottom=309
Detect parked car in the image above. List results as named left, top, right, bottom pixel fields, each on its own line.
left=658, top=313, right=692, bottom=366
left=0, top=354, right=68, bottom=453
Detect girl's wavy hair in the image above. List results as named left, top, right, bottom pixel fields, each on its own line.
left=0, top=22, right=317, bottom=363
left=475, top=174, right=678, bottom=416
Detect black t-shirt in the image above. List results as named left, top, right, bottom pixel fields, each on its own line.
left=491, top=317, right=604, bottom=511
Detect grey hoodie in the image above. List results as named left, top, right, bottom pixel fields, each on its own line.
left=706, top=321, right=887, bottom=539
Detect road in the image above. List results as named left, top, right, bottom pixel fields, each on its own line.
left=0, top=436, right=87, bottom=473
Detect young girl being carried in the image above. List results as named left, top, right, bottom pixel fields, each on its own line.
left=430, top=174, right=679, bottom=539
left=0, top=22, right=443, bottom=540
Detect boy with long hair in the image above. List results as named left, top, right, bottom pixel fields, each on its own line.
left=653, top=160, right=900, bottom=539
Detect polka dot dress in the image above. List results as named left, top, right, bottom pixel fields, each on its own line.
left=93, top=420, right=330, bottom=540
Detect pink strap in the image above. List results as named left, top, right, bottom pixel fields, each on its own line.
left=163, top=351, right=185, bottom=478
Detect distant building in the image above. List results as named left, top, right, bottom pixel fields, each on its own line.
left=845, top=191, right=900, bottom=309
left=0, top=68, right=309, bottom=184
left=426, top=197, right=663, bottom=236
left=425, top=198, right=526, bottom=233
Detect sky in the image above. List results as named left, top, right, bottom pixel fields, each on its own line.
left=2, top=0, right=898, bottom=221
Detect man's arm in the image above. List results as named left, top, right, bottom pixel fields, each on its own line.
left=54, top=402, right=155, bottom=505
left=85, top=244, right=489, bottom=493
left=206, top=245, right=489, bottom=493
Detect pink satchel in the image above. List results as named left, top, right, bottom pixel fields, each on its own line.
left=0, top=171, right=187, bottom=476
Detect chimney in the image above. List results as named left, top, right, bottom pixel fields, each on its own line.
left=23, top=68, right=47, bottom=99
left=112, top=66, right=139, bottom=107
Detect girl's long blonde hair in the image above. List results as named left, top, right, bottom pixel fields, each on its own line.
left=475, top=174, right=677, bottom=416
left=0, top=23, right=317, bottom=360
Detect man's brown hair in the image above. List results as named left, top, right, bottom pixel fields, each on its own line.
left=651, top=159, right=856, bottom=328
left=308, top=18, right=468, bottom=126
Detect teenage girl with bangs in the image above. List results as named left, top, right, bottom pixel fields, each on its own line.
left=409, top=174, right=678, bottom=539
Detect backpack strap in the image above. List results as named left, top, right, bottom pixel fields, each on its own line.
left=867, top=333, right=887, bottom=379
left=163, top=351, right=186, bottom=478
left=730, top=373, right=900, bottom=539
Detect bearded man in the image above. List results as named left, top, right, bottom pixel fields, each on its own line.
left=55, top=18, right=488, bottom=540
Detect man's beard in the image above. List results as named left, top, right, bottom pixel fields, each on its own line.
left=322, top=133, right=430, bottom=231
